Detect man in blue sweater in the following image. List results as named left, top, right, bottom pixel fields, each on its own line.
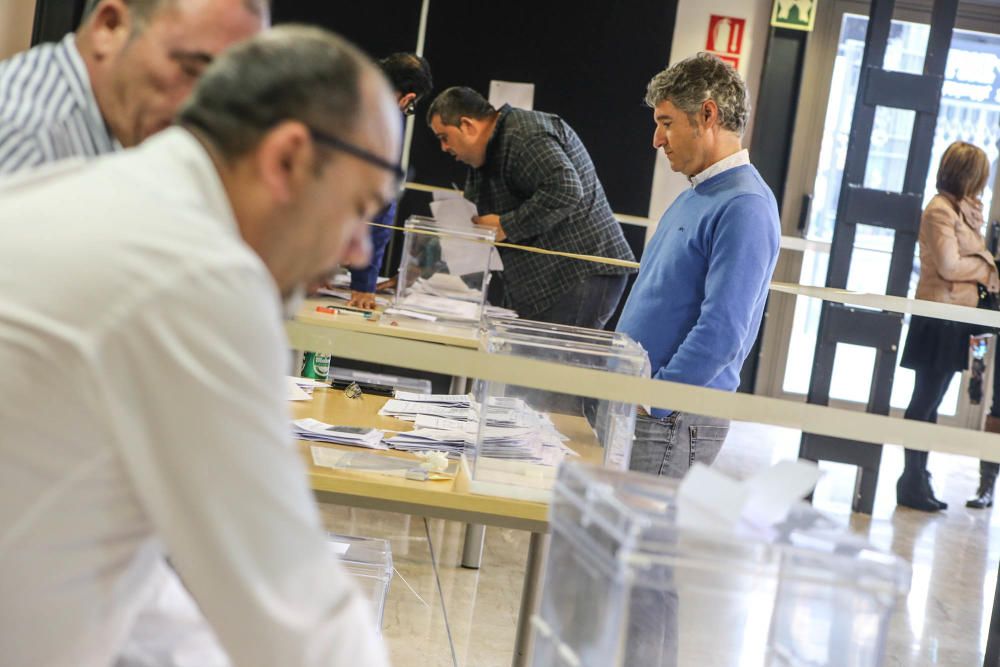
left=617, top=53, right=780, bottom=479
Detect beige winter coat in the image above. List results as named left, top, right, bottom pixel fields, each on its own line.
left=914, top=193, right=999, bottom=307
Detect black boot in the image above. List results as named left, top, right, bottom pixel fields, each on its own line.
left=924, top=471, right=948, bottom=510
left=967, top=460, right=998, bottom=509
left=897, top=449, right=943, bottom=512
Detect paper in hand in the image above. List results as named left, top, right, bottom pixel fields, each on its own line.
left=429, top=197, right=504, bottom=273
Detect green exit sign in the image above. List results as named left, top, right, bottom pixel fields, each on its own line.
left=771, top=0, right=817, bottom=32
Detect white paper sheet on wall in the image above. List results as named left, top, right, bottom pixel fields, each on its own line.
left=488, top=80, right=535, bottom=110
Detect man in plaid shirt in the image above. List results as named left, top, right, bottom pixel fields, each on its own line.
left=427, top=87, right=635, bottom=328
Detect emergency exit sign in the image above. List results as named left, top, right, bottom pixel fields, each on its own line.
left=771, top=0, right=817, bottom=32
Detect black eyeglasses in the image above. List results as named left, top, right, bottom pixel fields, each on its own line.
left=308, top=127, right=405, bottom=184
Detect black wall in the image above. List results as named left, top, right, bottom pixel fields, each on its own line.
left=35, top=0, right=676, bottom=328
left=274, top=1, right=675, bottom=220
left=30, top=0, right=86, bottom=46
left=273, top=1, right=676, bottom=319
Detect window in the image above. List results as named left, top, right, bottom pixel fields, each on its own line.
left=782, top=14, right=1000, bottom=417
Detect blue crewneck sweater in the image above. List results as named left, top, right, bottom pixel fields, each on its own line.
left=617, top=164, right=780, bottom=416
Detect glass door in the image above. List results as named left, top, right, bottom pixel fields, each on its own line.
left=759, top=1, right=1000, bottom=428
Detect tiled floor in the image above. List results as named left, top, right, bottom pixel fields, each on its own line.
left=319, top=422, right=1000, bottom=666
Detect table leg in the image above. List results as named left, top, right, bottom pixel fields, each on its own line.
left=461, top=523, right=486, bottom=569
left=448, top=375, right=468, bottom=394
left=512, top=531, right=548, bottom=667
left=985, top=556, right=1000, bottom=665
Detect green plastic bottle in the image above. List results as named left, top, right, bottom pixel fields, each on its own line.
left=300, top=351, right=331, bottom=381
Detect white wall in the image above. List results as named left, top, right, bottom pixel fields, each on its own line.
left=646, top=0, right=774, bottom=238
left=0, top=0, right=36, bottom=59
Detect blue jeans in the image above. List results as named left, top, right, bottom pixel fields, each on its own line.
left=530, top=273, right=628, bottom=330
left=628, top=412, right=730, bottom=478
left=622, top=412, right=729, bottom=667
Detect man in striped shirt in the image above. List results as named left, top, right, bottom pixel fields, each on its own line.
left=0, top=0, right=267, bottom=173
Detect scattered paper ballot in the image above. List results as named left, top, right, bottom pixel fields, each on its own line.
left=393, top=391, right=472, bottom=407
left=379, top=399, right=474, bottom=422
left=287, top=376, right=327, bottom=401
left=397, top=293, right=481, bottom=322
left=292, top=418, right=387, bottom=449
left=420, top=273, right=475, bottom=295
left=485, top=304, right=519, bottom=320
left=287, top=377, right=312, bottom=401
left=328, top=541, right=351, bottom=556
left=414, top=414, right=474, bottom=432
left=385, top=429, right=468, bottom=457
left=291, top=376, right=327, bottom=390
left=382, top=308, right=437, bottom=322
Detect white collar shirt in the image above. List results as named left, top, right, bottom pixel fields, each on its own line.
left=0, top=128, right=387, bottom=667
left=689, top=148, right=750, bottom=187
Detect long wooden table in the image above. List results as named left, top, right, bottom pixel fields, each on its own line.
left=294, top=388, right=602, bottom=667
left=297, top=296, right=495, bottom=568
left=298, top=297, right=481, bottom=350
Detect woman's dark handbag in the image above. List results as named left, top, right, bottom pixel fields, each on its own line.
left=979, top=283, right=1000, bottom=312
left=969, top=284, right=1000, bottom=403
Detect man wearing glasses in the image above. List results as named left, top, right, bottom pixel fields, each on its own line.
left=0, top=27, right=399, bottom=666
left=347, top=52, right=433, bottom=310
left=0, top=0, right=266, bottom=173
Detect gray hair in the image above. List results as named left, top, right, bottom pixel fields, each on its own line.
left=177, top=25, right=373, bottom=161
left=645, top=52, right=749, bottom=135
left=81, top=0, right=269, bottom=28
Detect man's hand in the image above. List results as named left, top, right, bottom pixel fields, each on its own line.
left=348, top=291, right=378, bottom=310
left=472, top=214, right=506, bottom=241
left=375, top=276, right=397, bottom=293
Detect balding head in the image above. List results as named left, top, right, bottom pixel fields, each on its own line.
left=77, top=0, right=267, bottom=147
left=80, top=0, right=269, bottom=27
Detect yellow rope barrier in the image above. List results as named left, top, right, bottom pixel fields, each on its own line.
left=366, top=220, right=642, bottom=269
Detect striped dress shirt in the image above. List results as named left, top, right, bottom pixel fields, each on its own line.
left=0, top=34, right=118, bottom=174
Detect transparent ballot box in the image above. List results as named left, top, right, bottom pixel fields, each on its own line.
left=531, top=462, right=911, bottom=667
left=392, top=215, right=495, bottom=327
left=463, top=317, right=650, bottom=501
left=328, top=533, right=393, bottom=633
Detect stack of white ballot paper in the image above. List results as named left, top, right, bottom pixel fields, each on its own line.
left=378, top=392, right=474, bottom=421
left=394, top=292, right=481, bottom=321
left=484, top=304, right=519, bottom=320
left=292, top=418, right=387, bottom=449
left=387, top=275, right=483, bottom=323
left=379, top=392, right=575, bottom=464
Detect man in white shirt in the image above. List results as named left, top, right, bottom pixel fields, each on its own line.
left=0, top=0, right=267, bottom=173
left=0, top=26, right=399, bottom=667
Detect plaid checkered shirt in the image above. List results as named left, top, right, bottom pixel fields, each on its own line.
left=464, top=105, right=636, bottom=317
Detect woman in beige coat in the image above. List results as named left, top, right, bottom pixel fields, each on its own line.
left=897, top=141, right=998, bottom=512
